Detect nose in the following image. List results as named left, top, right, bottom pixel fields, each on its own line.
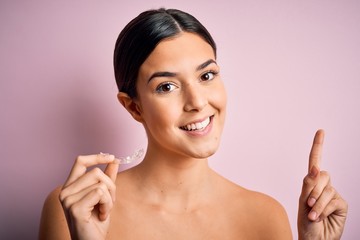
left=183, top=83, right=208, bottom=112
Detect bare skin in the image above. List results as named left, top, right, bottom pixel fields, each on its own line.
left=298, top=130, right=348, bottom=239
left=38, top=132, right=347, bottom=240
left=40, top=161, right=291, bottom=240
left=39, top=33, right=347, bottom=239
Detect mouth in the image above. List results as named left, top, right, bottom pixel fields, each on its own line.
left=179, top=115, right=213, bottom=131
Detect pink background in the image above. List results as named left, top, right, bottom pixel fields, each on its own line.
left=1, top=0, right=359, bottom=239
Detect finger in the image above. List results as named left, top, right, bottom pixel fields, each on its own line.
left=64, top=153, right=115, bottom=187
left=307, top=171, right=331, bottom=207
left=61, top=182, right=110, bottom=210
left=98, top=189, right=114, bottom=221
left=61, top=167, right=117, bottom=202
left=299, top=166, right=320, bottom=203
left=104, top=158, right=120, bottom=183
left=318, top=195, right=348, bottom=221
left=70, top=187, right=113, bottom=222
left=308, top=184, right=336, bottom=221
left=308, top=129, right=325, bottom=173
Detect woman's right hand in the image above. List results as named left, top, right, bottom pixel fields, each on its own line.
left=59, top=153, right=120, bottom=240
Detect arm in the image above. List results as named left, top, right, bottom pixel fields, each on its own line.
left=39, top=186, right=71, bottom=240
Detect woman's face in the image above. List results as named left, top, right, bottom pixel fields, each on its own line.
left=136, top=32, right=227, bottom=159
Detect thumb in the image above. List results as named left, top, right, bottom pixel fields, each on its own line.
left=104, top=158, right=120, bottom=183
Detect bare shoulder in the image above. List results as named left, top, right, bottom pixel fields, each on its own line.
left=217, top=176, right=293, bottom=239
left=39, top=186, right=71, bottom=240
left=245, top=190, right=292, bottom=239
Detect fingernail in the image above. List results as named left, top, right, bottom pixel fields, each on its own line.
left=309, top=210, right=317, bottom=221
left=309, top=166, right=319, bottom=178
left=308, top=197, right=316, bottom=207
left=113, top=158, right=120, bottom=164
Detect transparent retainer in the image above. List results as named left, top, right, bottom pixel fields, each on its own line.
left=117, top=148, right=145, bottom=164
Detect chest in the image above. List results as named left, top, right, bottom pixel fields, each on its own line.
left=106, top=203, right=257, bottom=240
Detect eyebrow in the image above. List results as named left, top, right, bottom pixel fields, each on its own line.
left=196, top=59, right=217, bottom=71
left=147, top=59, right=217, bottom=83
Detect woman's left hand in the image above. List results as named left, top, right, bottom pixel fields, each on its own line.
left=298, top=129, right=348, bottom=240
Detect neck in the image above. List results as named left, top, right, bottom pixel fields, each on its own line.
left=133, top=148, right=214, bottom=212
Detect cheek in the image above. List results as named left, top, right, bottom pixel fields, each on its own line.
left=210, top=81, right=227, bottom=110
left=141, top=98, right=179, bottom=127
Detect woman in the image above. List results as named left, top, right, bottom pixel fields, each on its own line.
left=39, top=8, right=347, bottom=239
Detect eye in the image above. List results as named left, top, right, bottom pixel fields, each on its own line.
left=155, top=82, right=177, bottom=93
left=200, top=71, right=217, bottom=81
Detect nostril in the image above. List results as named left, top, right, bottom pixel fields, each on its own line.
left=182, top=83, right=208, bottom=112
left=183, top=95, right=207, bottom=112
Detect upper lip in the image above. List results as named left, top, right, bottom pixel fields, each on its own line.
left=180, top=115, right=213, bottom=127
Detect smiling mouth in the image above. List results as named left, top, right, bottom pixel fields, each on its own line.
left=180, top=116, right=213, bottom=131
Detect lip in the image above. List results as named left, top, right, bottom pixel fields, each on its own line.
left=180, top=115, right=214, bottom=136
left=180, top=115, right=212, bottom=128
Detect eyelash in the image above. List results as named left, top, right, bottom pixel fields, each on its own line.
left=200, top=70, right=218, bottom=82
left=155, top=70, right=219, bottom=93
left=155, top=82, right=177, bottom=93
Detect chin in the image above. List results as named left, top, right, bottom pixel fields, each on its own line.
left=189, top=144, right=219, bottom=159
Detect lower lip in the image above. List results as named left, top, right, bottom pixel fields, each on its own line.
left=181, top=116, right=213, bottom=137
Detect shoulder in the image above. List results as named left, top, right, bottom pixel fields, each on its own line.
left=244, top=190, right=290, bottom=222
left=39, top=186, right=71, bottom=240
left=246, top=190, right=292, bottom=239
left=216, top=177, right=293, bottom=239
left=237, top=189, right=293, bottom=239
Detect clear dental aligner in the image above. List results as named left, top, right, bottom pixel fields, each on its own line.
left=117, top=148, right=144, bottom=164
left=100, top=149, right=144, bottom=164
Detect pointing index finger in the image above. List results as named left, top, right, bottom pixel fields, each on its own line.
left=308, top=129, right=325, bottom=173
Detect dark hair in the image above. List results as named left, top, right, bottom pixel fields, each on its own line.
left=113, top=8, right=217, bottom=98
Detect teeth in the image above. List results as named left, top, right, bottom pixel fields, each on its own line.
left=182, top=117, right=211, bottom=131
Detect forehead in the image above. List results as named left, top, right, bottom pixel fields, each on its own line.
left=139, top=32, right=215, bottom=73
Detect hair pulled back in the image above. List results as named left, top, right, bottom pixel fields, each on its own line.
left=113, top=8, right=217, bottom=98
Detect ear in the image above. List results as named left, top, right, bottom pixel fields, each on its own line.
left=117, top=92, right=143, bottom=122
